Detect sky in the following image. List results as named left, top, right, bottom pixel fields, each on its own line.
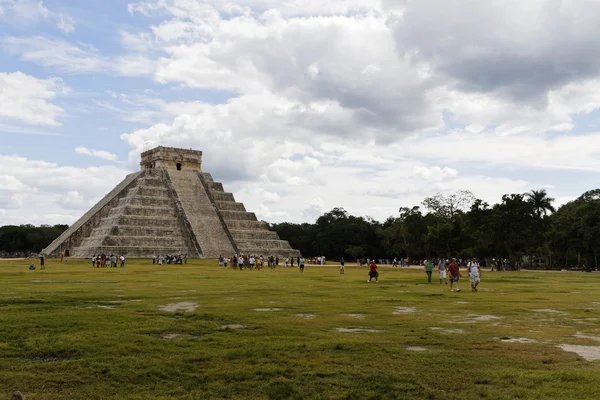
left=2, top=0, right=600, bottom=226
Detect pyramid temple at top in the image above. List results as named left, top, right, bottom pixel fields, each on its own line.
left=43, top=146, right=301, bottom=258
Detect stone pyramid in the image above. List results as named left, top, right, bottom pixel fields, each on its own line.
left=43, top=146, right=301, bottom=258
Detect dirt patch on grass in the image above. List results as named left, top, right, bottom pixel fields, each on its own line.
left=222, top=324, right=246, bottom=330
left=162, top=333, right=181, bottom=339
left=392, top=307, right=417, bottom=315
left=296, top=314, right=316, bottom=319
left=532, top=309, right=564, bottom=313
left=252, top=308, right=282, bottom=312
left=336, top=328, right=382, bottom=333
left=574, top=332, right=600, bottom=342
left=80, top=305, right=116, bottom=309
left=406, top=346, right=428, bottom=352
left=462, top=314, right=501, bottom=322
left=430, top=327, right=465, bottom=334
left=159, top=302, right=198, bottom=312
left=342, top=313, right=365, bottom=319
left=455, top=301, right=469, bottom=304
left=559, top=344, right=600, bottom=361
left=500, top=337, right=537, bottom=344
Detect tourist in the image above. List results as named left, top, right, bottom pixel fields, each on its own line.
left=92, top=255, right=96, bottom=267
left=184, top=254, right=188, bottom=264
left=238, top=256, right=244, bottom=270
left=218, top=255, right=224, bottom=268
left=223, top=256, right=228, bottom=268
left=120, top=255, right=125, bottom=268
left=299, top=257, right=305, bottom=272
left=152, top=255, right=156, bottom=264
left=392, top=257, right=398, bottom=268
left=468, top=258, right=481, bottom=292
left=39, top=254, right=45, bottom=270
left=424, top=259, right=434, bottom=283
left=340, top=257, right=345, bottom=274
left=250, top=256, right=255, bottom=269
left=438, top=258, right=448, bottom=284
left=368, top=259, right=378, bottom=283
left=290, top=257, right=294, bottom=267
left=448, top=258, right=461, bottom=292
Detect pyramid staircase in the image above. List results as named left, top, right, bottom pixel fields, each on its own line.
left=72, top=170, right=195, bottom=257
left=42, top=146, right=301, bottom=259
left=200, top=173, right=300, bottom=257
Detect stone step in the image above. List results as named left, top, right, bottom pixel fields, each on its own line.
left=118, top=195, right=173, bottom=208
left=100, top=236, right=186, bottom=247
left=208, top=181, right=224, bottom=192
left=211, top=191, right=235, bottom=202
left=235, top=239, right=293, bottom=250
left=103, top=214, right=180, bottom=228
left=136, top=186, right=169, bottom=197
left=108, top=205, right=176, bottom=218
left=91, top=225, right=183, bottom=237
left=124, top=205, right=177, bottom=217
left=228, top=229, right=279, bottom=240
left=225, top=220, right=269, bottom=230
left=220, top=210, right=257, bottom=221
left=73, top=246, right=189, bottom=258
left=202, top=172, right=214, bottom=183
left=215, top=201, right=246, bottom=212
left=135, top=177, right=164, bottom=187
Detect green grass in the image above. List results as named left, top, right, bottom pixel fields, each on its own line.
left=1, top=259, right=600, bottom=399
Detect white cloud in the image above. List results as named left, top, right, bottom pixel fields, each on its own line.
left=56, top=13, right=75, bottom=34
left=0, top=154, right=130, bottom=225
left=302, top=197, right=325, bottom=221
left=0, top=71, right=67, bottom=126
left=413, top=166, right=458, bottom=182
left=4, top=1, right=600, bottom=225
left=0, top=0, right=75, bottom=34
left=75, top=147, right=119, bottom=162
left=3, top=36, right=107, bottom=73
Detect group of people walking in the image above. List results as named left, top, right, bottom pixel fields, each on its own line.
left=152, top=254, right=187, bottom=265
left=92, top=254, right=125, bottom=268
left=218, top=255, right=306, bottom=271
left=423, top=258, right=481, bottom=292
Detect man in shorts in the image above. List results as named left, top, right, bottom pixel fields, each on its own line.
left=368, top=259, right=379, bottom=283
left=468, top=258, right=481, bottom=292
left=438, top=258, right=448, bottom=284
left=340, top=257, right=345, bottom=274
left=448, top=258, right=461, bottom=292
left=299, top=257, right=305, bottom=273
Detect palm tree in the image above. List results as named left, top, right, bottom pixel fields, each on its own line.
left=526, top=189, right=556, bottom=217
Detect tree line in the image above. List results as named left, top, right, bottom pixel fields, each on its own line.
left=0, top=225, right=68, bottom=256
left=271, top=189, right=600, bottom=270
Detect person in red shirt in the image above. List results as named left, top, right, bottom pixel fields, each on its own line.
left=448, top=258, right=461, bottom=292
left=368, top=259, right=379, bottom=283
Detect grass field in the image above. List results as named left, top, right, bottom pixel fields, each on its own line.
left=1, top=259, right=600, bottom=399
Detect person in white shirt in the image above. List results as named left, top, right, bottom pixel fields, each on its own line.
left=438, top=259, right=448, bottom=284
left=467, top=258, right=481, bottom=292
